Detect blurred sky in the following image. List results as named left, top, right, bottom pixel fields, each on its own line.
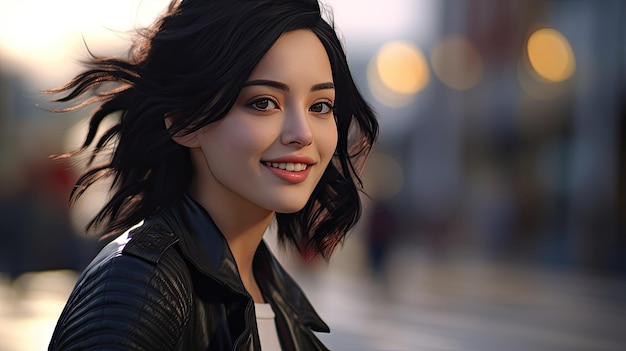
left=0, top=0, right=432, bottom=88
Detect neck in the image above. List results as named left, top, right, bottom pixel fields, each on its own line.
left=188, top=148, right=274, bottom=302
left=194, top=191, right=273, bottom=303
left=214, top=205, right=273, bottom=279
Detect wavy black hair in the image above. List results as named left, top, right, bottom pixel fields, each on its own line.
left=50, top=0, right=378, bottom=259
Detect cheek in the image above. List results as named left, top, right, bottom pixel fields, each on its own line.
left=316, top=123, right=338, bottom=161
left=203, top=116, right=279, bottom=159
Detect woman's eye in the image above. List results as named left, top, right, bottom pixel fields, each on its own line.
left=249, top=98, right=277, bottom=111
left=310, top=102, right=333, bottom=114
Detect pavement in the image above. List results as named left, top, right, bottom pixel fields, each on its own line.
left=303, top=251, right=626, bottom=350
left=1, top=241, right=625, bottom=351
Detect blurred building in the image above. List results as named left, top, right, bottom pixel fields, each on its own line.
left=358, top=0, right=625, bottom=274
left=0, top=71, right=101, bottom=278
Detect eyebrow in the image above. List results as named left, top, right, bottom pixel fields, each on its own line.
left=243, top=79, right=335, bottom=92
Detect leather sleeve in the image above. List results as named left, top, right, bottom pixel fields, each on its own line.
left=49, top=240, right=193, bottom=351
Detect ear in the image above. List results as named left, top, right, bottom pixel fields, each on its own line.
left=165, top=113, right=201, bottom=148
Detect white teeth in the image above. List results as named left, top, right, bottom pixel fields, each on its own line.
left=264, top=162, right=308, bottom=172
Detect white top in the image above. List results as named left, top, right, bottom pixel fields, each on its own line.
left=255, top=303, right=282, bottom=350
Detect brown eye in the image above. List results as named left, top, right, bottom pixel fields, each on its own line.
left=310, top=102, right=333, bottom=114
left=249, top=98, right=277, bottom=111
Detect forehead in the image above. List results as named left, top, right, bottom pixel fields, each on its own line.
left=247, top=29, right=333, bottom=83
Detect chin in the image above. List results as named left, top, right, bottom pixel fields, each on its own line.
left=272, top=202, right=309, bottom=214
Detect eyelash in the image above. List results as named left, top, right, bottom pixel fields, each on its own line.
left=248, top=97, right=277, bottom=111
left=310, top=101, right=334, bottom=115
left=247, top=98, right=334, bottom=116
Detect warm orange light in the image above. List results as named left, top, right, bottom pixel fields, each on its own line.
left=0, top=0, right=170, bottom=87
left=517, top=60, right=567, bottom=100
left=367, top=41, right=429, bottom=107
left=376, top=41, right=429, bottom=94
left=527, top=28, right=576, bottom=82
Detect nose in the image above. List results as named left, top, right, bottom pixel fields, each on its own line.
left=281, top=107, right=313, bottom=147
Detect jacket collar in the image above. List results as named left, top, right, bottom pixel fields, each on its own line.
left=159, top=194, right=329, bottom=332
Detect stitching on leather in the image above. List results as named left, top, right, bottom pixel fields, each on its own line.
left=123, top=222, right=179, bottom=264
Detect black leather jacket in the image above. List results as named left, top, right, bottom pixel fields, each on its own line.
left=49, top=195, right=330, bottom=350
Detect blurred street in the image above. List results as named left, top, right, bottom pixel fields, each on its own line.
left=1, top=241, right=625, bottom=351
left=305, top=245, right=626, bottom=351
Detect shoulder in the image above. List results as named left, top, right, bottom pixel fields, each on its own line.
left=49, top=221, right=193, bottom=350
left=75, top=220, right=191, bottom=300
left=122, top=220, right=180, bottom=264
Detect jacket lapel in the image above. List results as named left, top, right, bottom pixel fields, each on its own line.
left=161, top=195, right=248, bottom=296
left=159, top=194, right=329, bottom=350
left=253, top=243, right=329, bottom=332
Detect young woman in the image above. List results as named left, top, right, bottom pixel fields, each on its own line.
left=48, top=0, right=377, bottom=350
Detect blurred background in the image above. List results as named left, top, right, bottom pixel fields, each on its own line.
left=1, top=0, right=625, bottom=350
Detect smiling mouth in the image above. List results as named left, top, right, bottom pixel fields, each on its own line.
left=263, top=162, right=309, bottom=172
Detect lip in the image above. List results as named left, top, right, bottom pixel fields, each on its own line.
left=262, top=155, right=315, bottom=165
left=261, top=155, right=315, bottom=184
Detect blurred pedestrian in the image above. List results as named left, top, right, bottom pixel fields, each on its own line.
left=366, top=201, right=395, bottom=276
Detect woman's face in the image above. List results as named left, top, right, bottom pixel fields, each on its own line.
left=190, top=29, right=338, bottom=214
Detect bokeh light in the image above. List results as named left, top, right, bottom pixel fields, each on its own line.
left=526, top=28, right=576, bottom=82
left=431, top=35, right=484, bottom=90
left=363, top=152, right=404, bottom=200
left=376, top=41, right=429, bottom=94
left=517, top=60, right=568, bottom=100
left=367, top=41, right=429, bottom=107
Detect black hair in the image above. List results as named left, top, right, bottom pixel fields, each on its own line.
left=49, top=0, right=378, bottom=259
